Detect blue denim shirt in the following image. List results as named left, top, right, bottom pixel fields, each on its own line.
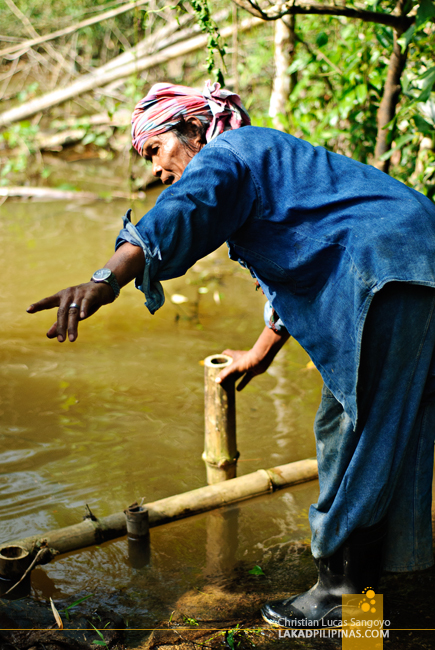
left=116, top=126, right=435, bottom=425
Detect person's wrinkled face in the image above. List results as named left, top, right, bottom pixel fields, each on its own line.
left=143, top=131, right=201, bottom=185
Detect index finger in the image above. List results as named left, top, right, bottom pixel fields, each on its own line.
left=27, top=293, right=61, bottom=313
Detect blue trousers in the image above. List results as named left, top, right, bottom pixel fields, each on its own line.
left=309, top=283, right=435, bottom=571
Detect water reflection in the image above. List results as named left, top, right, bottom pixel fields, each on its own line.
left=127, top=536, right=151, bottom=570
left=0, top=191, right=322, bottom=630
left=205, top=508, right=239, bottom=580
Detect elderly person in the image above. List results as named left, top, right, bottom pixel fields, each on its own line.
left=28, top=81, right=435, bottom=628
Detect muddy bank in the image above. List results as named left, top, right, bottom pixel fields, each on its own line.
left=2, top=535, right=435, bottom=650
left=132, top=544, right=435, bottom=650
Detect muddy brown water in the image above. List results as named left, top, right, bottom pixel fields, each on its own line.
left=0, top=186, right=322, bottom=642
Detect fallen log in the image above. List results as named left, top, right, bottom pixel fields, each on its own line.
left=0, top=16, right=263, bottom=127
left=33, top=121, right=126, bottom=150
left=94, top=11, right=227, bottom=99
left=0, top=116, right=131, bottom=153
left=100, top=9, right=227, bottom=73
left=51, top=108, right=131, bottom=128
left=35, top=127, right=87, bottom=150
left=0, top=186, right=100, bottom=200
left=0, top=186, right=151, bottom=200
left=2, top=458, right=318, bottom=557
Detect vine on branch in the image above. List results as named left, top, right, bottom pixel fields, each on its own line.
left=188, top=0, right=227, bottom=85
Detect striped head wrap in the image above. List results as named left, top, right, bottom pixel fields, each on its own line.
left=131, top=80, right=251, bottom=156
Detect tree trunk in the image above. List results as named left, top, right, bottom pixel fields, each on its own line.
left=287, top=15, right=298, bottom=95
left=374, top=0, right=409, bottom=173
left=269, top=18, right=291, bottom=130
left=232, top=3, right=239, bottom=93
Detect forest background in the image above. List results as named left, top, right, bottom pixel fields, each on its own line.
left=0, top=0, right=434, bottom=199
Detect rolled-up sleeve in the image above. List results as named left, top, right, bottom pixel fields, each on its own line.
left=116, top=144, right=257, bottom=313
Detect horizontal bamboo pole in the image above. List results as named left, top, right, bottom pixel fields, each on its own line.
left=3, top=458, right=318, bottom=557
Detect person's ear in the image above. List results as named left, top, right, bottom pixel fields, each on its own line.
left=186, top=116, right=205, bottom=150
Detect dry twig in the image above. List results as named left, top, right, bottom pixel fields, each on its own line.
left=3, top=0, right=70, bottom=72
left=0, top=0, right=153, bottom=59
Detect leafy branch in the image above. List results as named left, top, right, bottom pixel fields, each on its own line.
left=188, top=0, right=227, bottom=84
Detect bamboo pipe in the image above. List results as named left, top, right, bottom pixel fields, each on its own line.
left=203, top=354, right=238, bottom=484
left=0, top=545, right=31, bottom=578
left=2, top=458, right=318, bottom=558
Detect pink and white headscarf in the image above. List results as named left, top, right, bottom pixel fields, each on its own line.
left=131, top=80, right=251, bottom=156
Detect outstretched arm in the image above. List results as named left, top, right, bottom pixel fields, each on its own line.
left=27, top=243, right=145, bottom=343
left=217, top=325, right=290, bottom=391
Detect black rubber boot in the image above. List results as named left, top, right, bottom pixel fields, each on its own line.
left=261, top=517, right=387, bottom=628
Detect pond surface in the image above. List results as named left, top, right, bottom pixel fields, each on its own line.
left=0, top=186, right=323, bottom=640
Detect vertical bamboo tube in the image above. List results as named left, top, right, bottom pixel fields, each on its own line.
left=203, top=354, right=239, bottom=485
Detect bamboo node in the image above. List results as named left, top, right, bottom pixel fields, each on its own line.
left=202, top=450, right=240, bottom=468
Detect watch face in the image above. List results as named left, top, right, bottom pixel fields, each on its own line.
left=93, top=268, right=111, bottom=281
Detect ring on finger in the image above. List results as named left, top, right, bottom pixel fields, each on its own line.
left=69, top=302, right=80, bottom=310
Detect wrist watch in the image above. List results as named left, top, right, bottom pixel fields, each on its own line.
left=91, top=268, right=121, bottom=298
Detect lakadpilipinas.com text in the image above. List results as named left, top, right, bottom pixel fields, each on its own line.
left=276, top=618, right=391, bottom=639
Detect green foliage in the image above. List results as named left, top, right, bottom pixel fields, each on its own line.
left=270, top=17, right=388, bottom=162
left=225, top=629, right=240, bottom=650
left=214, top=624, right=261, bottom=649
left=389, top=11, right=435, bottom=197
left=241, top=3, right=434, bottom=197
left=236, top=22, right=275, bottom=118
left=182, top=613, right=199, bottom=625
left=89, top=622, right=109, bottom=649
left=0, top=121, right=41, bottom=182
left=60, top=594, right=94, bottom=621
left=248, top=564, right=265, bottom=575
left=1, top=121, right=40, bottom=151
left=123, top=75, right=149, bottom=105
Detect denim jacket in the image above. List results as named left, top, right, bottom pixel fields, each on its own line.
left=116, top=126, right=435, bottom=425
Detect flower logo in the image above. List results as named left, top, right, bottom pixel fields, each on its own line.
left=359, top=587, right=377, bottom=614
